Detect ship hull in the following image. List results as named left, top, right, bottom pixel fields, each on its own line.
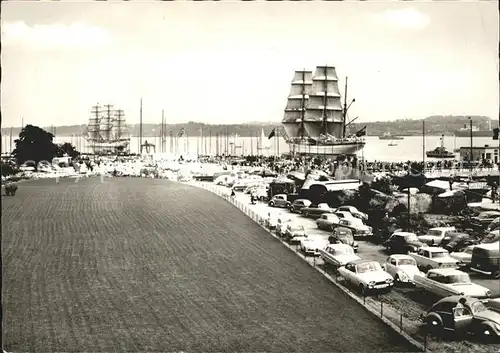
left=426, top=152, right=455, bottom=159
left=379, top=136, right=404, bottom=140
left=453, top=130, right=493, bottom=137
left=287, top=141, right=365, bottom=156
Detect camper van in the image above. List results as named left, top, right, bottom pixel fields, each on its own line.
left=470, top=242, right=500, bottom=279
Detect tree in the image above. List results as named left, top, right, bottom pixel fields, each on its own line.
left=12, top=125, right=59, bottom=168
left=57, top=142, right=80, bottom=159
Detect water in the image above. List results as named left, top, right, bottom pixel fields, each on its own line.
left=2, top=135, right=498, bottom=162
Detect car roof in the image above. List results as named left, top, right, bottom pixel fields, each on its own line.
left=428, top=268, right=464, bottom=275
left=294, top=199, right=310, bottom=202
left=348, top=259, right=375, bottom=265
left=389, top=254, right=414, bottom=260
left=274, top=194, right=287, bottom=197
left=435, top=296, right=476, bottom=306
left=422, top=246, right=447, bottom=252
left=328, top=243, right=352, bottom=249
left=393, top=232, right=416, bottom=236
left=429, top=227, right=456, bottom=231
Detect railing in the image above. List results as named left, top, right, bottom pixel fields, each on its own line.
left=193, top=181, right=434, bottom=352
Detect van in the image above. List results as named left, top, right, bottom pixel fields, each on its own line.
left=470, top=242, right=500, bottom=279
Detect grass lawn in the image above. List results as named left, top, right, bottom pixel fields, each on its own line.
left=2, top=177, right=418, bottom=352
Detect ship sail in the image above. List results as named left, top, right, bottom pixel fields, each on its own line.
left=258, top=128, right=270, bottom=149
left=282, top=69, right=313, bottom=140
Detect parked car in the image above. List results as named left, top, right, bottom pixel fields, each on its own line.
left=301, top=203, right=336, bottom=219
left=284, top=224, right=307, bottom=244
left=482, top=230, right=500, bottom=244
left=329, top=227, right=359, bottom=252
left=338, top=218, right=373, bottom=239
left=268, top=194, right=291, bottom=208
left=440, top=232, right=479, bottom=253
left=289, top=199, right=312, bottom=213
left=470, top=242, right=500, bottom=279
left=338, top=259, right=394, bottom=296
left=300, top=238, right=327, bottom=256
left=450, top=246, right=476, bottom=268
left=316, top=213, right=341, bottom=231
left=418, top=227, right=457, bottom=246
left=320, top=244, right=360, bottom=269
left=335, top=211, right=362, bottom=224
left=409, top=247, right=460, bottom=272
left=384, top=231, right=424, bottom=254
left=276, top=217, right=293, bottom=236
left=414, top=268, right=491, bottom=299
left=487, top=217, right=500, bottom=232
left=382, top=255, right=424, bottom=285
left=425, top=296, right=500, bottom=339
left=471, top=211, right=500, bottom=229
left=337, top=205, right=368, bottom=222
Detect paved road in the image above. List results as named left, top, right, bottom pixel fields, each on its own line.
left=1, top=177, right=418, bottom=352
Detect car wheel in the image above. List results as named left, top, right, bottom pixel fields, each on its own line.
left=269, top=201, right=275, bottom=207
left=289, top=206, right=294, bottom=212
left=479, top=324, right=495, bottom=340
left=286, top=203, right=291, bottom=208
left=394, top=274, right=400, bottom=283
left=260, top=196, right=264, bottom=201
left=304, top=211, right=309, bottom=218
left=359, top=284, right=367, bottom=296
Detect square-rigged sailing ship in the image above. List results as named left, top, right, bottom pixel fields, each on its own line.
left=282, top=65, right=366, bottom=157
left=83, top=104, right=131, bottom=155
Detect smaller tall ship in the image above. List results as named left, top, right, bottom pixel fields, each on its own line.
left=83, top=104, right=131, bottom=154
left=281, top=65, right=366, bottom=157
left=379, top=132, right=404, bottom=140
left=426, top=134, right=455, bottom=159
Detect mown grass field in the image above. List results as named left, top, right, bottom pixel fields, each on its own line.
left=2, top=177, right=418, bottom=352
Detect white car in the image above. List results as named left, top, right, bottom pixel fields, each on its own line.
left=382, top=255, right=425, bottom=285
left=284, top=224, right=307, bottom=243
left=338, top=259, right=394, bottom=296
left=300, top=238, right=327, bottom=256
left=450, top=245, right=475, bottom=267
left=413, top=268, right=491, bottom=299
left=319, top=244, right=360, bottom=269
left=417, top=227, right=456, bottom=246
left=276, top=217, right=293, bottom=236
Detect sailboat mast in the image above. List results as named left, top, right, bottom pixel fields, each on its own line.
left=322, top=66, right=328, bottom=136
left=139, top=98, right=143, bottom=153
left=301, top=69, right=306, bottom=140
left=342, top=77, right=348, bottom=138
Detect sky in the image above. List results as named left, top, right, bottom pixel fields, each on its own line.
left=1, top=2, right=498, bottom=127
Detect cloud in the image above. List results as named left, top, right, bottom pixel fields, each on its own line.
left=1, top=21, right=112, bottom=49
left=373, top=8, right=430, bottom=30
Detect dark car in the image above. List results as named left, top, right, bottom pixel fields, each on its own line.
left=383, top=231, right=424, bottom=254
left=289, top=199, right=312, bottom=213
left=472, top=211, right=500, bottom=229
left=329, top=227, right=359, bottom=252
left=470, top=242, right=500, bottom=279
left=300, top=203, right=336, bottom=219
left=425, top=296, right=500, bottom=340
left=441, top=232, right=478, bottom=252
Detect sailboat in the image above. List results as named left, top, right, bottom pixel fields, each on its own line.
left=388, top=139, right=398, bottom=147
left=83, top=103, right=131, bottom=154
left=282, top=66, right=366, bottom=156
left=257, top=128, right=270, bottom=151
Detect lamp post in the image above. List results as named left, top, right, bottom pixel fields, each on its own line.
left=469, top=117, right=473, bottom=172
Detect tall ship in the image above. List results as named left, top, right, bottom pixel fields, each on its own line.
left=379, top=132, right=404, bottom=140
left=453, top=120, right=493, bottom=137
left=83, top=104, right=131, bottom=154
left=281, top=66, right=365, bottom=157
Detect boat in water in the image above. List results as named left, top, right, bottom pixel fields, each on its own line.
left=83, top=104, right=131, bottom=154
left=281, top=66, right=365, bottom=157
left=379, top=132, right=404, bottom=140
left=388, top=139, right=399, bottom=147
left=426, top=134, right=455, bottom=159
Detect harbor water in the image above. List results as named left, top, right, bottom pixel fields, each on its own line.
left=2, top=135, right=499, bottom=162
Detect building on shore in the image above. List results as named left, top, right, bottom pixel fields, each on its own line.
left=458, top=144, right=499, bottom=163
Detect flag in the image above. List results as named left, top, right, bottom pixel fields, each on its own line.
left=178, top=128, right=185, bottom=137
left=268, top=128, right=276, bottom=139
left=355, top=126, right=367, bottom=137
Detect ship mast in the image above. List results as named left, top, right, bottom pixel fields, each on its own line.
left=322, top=66, right=328, bottom=136
left=342, top=77, right=348, bottom=138
left=115, top=109, right=125, bottom=141
left=103, top=104, right=114, bottom=142
left=300, top=69, right=306, bottom=140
